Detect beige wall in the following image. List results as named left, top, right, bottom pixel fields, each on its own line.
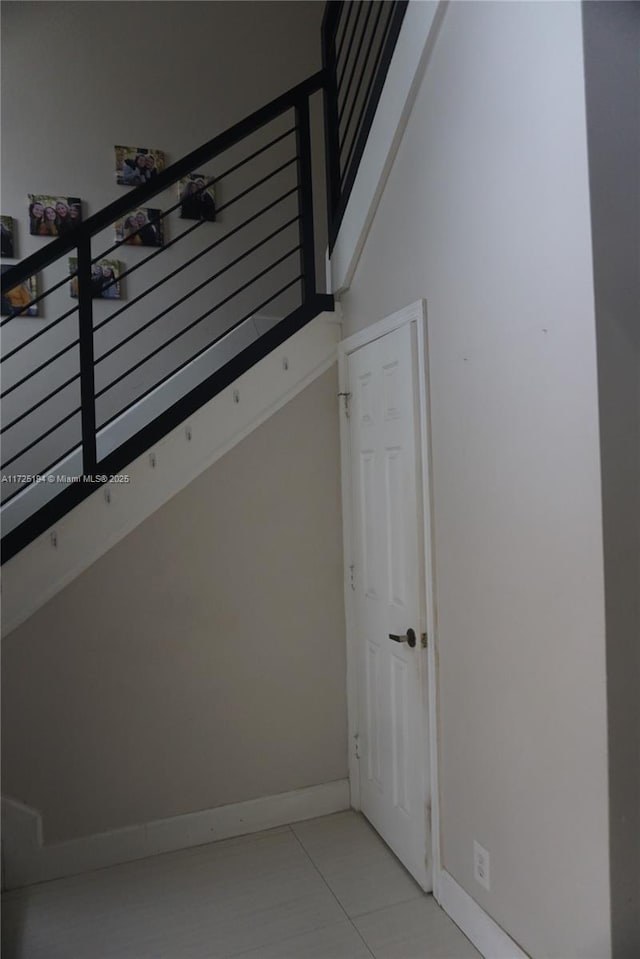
left=2, top=367, right=348, bottom=842
left=340, top=3, right=611, bottom=957
left=583, top=3, right=640, bottom=954
left=1, top=0, right=327, bottom=480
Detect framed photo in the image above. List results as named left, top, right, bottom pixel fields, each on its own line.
left=28, top=195, right=82, bottom=237
left=115, top=145, right=165, bottom=186
left=69, top=258, right=123, bottom=300
left=115, top=208, right=164, bottom=247
left=178, top=174, right=215, bottom=221
left=1, top=265, right=38, bottom=317
left=1, top=216, right=16, bottom=257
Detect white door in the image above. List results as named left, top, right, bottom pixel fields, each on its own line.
left=346, top=319, right=430, bottom=888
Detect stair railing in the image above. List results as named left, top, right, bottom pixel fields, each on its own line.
left=2, top=2, right=410, bottom=562
left=1, top=72, right=331, bottom=561
left=322, top=0, right=408, bottom=250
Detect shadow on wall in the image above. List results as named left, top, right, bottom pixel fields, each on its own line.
left=582, top=2, right=640, bottom=955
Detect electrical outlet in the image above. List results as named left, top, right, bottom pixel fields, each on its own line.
left=473, top=840, right=490, bottom=891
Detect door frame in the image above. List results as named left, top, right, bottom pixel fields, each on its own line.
left=337, top=299, right=441, bottom=893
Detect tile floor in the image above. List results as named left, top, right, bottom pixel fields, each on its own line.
left=1, top=811, right=480, bottom=959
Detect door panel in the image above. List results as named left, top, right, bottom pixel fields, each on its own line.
left=347, top=321, right=429, bottom=888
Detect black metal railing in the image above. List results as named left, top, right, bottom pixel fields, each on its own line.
left=1, top=2, right=409, bottom=563
left=1, top=72, right=331, bottom=562
left=322, top=0, right=408, bottom=249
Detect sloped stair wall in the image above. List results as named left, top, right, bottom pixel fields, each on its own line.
left=2, top=312, right=340, bottom=636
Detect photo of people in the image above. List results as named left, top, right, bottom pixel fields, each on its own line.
left=115, top=208, right=164, bottom=247
left=115, top=146, right=165, bottom=186
left=1, top=265, right=38, bottom=317
left=1, top=216, right=15, bottom=257
left=28, top=195, right=82, bottom=237
left=69, top=258, right=123, bottom=300
left=178, top=174, right=216, bottom=221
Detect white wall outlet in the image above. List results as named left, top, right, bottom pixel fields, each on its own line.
left=473, top=840, right=490, bottom=891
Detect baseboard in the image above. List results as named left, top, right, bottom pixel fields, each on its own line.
left=1, top=779, right=350, bottom=890
left=436, top=869, right=530, bottom=959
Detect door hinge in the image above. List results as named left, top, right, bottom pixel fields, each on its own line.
left=421, top=632, right=428, bottom=649
left=354, top=733, right=360, bottom=760
left=338, top=391, right=351, bottom=418
left=349, top=563, right=355, bottom=591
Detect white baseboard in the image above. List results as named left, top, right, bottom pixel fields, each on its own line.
left=436, top=870, right=530, bottom=959
left=1, top=779, right=350, bottom=890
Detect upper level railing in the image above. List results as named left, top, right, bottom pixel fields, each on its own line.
left=1, top=73, right=331, bottom=561
left=322, top=0, right=408, bottom=250
left=1, top=2, right=409, bottom=563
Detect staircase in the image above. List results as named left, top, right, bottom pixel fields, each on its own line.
left=1, top=0, right=408, bottom=631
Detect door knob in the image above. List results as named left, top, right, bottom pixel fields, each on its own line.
left=388, top=628, right=417, bottom=648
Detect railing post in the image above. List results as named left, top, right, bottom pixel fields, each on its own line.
left=76, top=237, right=97, bottom=476
left=322, top=1, right=343, bottom=248
left=296, top=94, right=317, bottom=304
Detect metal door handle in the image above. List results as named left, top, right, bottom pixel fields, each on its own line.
left=389, top=628, right=416, bottom=648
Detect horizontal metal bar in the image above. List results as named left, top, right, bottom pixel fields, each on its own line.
left=1, top=294, right=333, bottom=562
left=338, top=0, right=375, bottom=126
left=213, top=126, right=297, bottom=187
left=1, top=439, right=82, bottom=506
left=214, top=155, right=298, bottom=216
left=337, top=0, right=364, bottom=91
left=95, top=246, right=301, bottom=400
left=1, top=71, right=326, bottom=294
left=338, top=4, right=395, bottom=171
left=94, top=186, right=298, bottom=336
left=93, top=219, right=207, bottom=296
left=330, top=1, right=408, bottom=249
left=93, top=129, right=298, bottom=267
left=339, top=2, right=401, bottom=179
left=97, top=275, right=302, bottom=434
left=0, top=266, right=79, bottom=329
left=1, top=305, right=79, bottom=363
left=1, top=406, right=82, bottom=470
left=95, top=215, right=300, bottom=366
left=338, top=0, right=385, bottom=140
left=1, top=338, right=79, bottom=400
left=90, top=196, right=197, bottom=264
left=1, top=372, right=80, bottom=435
left=94, top=164, right=297, bottom=334
left=334, top=1, right=352, bottom=65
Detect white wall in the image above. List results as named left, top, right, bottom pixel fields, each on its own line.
left=2, top=367, right=348, bottom=843
left=1, top=1, right=327, bottom=487
left=339, top=2, right=611, bottom=956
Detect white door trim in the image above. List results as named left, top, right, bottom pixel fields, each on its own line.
left=337, top=299, right=441, bottom=887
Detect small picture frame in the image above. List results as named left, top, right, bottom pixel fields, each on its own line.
left=115, top=208, right=164, bottom=247
left=69, top=258, right=123, bottom=300
left=178, top=174, right=216, bottom=221
left=115, top=145, right=165, bottom=186
left=1, top=216, right=16, bottom=258
left=28, top=195, right=82, bottom=237
left=1, top=265, right=38, bottom=317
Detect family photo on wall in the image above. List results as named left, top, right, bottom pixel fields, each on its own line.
left=178, top=174, right=216, bottom=221
left=1, top=265, right=37, bottom=316
left=115, top=208, right=164, bottom=247
left=1, top=143, right=222, bottom=318
left=115, top=146, right=165, bottom=186
left=69, top=258, right=122, bottom=300
left=28, top=195, right=82, bottom=237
